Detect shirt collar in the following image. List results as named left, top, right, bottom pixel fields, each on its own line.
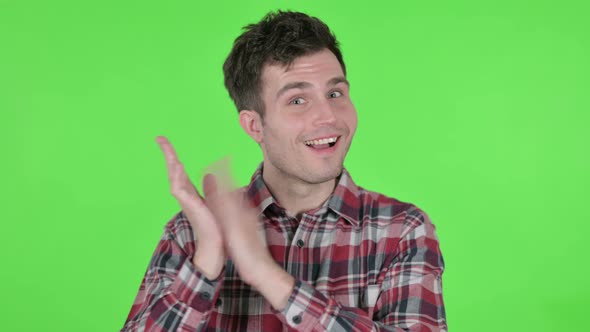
left=245, top=163, right=361, bottom=226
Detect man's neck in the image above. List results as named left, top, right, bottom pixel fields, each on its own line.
left=261, top=164, right=338, bottom=219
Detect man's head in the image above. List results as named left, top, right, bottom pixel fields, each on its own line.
left=223, top=11, right=357, bottom=186
left=223, top=10, right=346, bottom=117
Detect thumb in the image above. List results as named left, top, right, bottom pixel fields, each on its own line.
left=202, top=173, right=218, bottom=199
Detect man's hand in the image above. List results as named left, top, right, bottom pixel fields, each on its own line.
left=200, top=160, right=272, bottom=285
left=156, top=136, right=225, bottom=279
left=156, top=136, right=295, bottom=309
left=203, top=160, right=295, bottom=310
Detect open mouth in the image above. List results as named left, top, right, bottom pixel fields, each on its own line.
left=303, top=136, right=340, bottom=150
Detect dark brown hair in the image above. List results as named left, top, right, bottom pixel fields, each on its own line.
left=223, top=10, right=346, bottom=116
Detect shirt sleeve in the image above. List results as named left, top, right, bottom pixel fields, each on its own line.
left=121, top=212, right=224, bottom=332
left=276, top=208, right=447, bottom=332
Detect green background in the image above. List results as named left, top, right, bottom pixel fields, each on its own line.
left=1, top=0, right=588, bottom=331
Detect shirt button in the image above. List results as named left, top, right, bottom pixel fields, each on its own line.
left=292, top=314, right=302, bottom=324
left=199, top=292, right=211, bottom=300
left=296, top=239, right=304, bottom=248
left=215, top=298, right=222, bottom=307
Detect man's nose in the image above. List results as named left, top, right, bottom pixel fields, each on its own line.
left=312, top=98, right=337, bottom=126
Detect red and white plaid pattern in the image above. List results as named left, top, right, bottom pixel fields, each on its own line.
left=122, top=165, right=447, bottom=331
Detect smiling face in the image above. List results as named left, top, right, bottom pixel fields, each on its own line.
left=247, top=48, right=358, bottom=185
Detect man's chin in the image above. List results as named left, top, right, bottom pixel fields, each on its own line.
left=301, top=164, right=343, bottom=185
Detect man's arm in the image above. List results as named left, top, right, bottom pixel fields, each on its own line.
left=121, top=212, right=224, bottom=332
left=203, top=165, right=446, bottom=331
left=256, top=208, right=447, bottom=332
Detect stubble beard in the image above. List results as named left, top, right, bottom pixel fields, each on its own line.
left=265, top=139, right=349, bottom=186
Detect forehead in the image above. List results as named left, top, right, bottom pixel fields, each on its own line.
left=261, top=49, right=345, bottom=95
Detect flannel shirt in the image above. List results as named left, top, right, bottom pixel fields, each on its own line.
left=122, top=164, right=447, bottom=331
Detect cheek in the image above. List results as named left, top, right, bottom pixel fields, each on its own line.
left=342, top=106, right=358, bottom=133
left=263, top=120, right=300, bottom=150
left=278, top=117, right=306, bottom=141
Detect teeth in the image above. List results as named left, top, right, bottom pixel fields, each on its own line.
left=304, top=136, right=338, bottom=146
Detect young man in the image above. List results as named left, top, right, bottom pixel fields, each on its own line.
left=122, top=11, right=447, bottom=332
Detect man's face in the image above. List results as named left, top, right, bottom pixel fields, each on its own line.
left=257, top=48, right=358, bottom=184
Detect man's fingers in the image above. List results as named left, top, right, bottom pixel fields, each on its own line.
left=202, top=157, right=235, bottom=194
left=156, top=136, right=180, bottom=165
left=156, top=136, right=183, bottom=185
left=156, top=136, right=203, bottom=202
left=202, top=173, right=218, bottom=199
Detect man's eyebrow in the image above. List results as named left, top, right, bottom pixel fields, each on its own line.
left=275, top=77, right=349, bottom=100
left=276, top=81, right=313, bottom=100
left=327, top=76, right=349, bottom=87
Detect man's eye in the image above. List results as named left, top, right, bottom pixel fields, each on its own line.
left=290, top=97, right=305, bottom=105
left=329, top=91, right=342, bottom=98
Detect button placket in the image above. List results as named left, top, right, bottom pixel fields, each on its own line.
left=291, top=215, right=309, bottom=251
left=283, top=214, right=298, bottom=275
left=287, top=214, right=311, bottom=276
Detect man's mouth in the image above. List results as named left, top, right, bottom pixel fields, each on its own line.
left=303, top=136, right=340, bottom=150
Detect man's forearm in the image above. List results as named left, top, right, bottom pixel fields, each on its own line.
left=122, top=225, right=225, bottom=332
left=251, top=262, right=296, bottom=311
left=192, top=243, right=225, bottom=280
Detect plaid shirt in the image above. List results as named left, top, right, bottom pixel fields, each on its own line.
left=122, top=165, right=447, bottom=331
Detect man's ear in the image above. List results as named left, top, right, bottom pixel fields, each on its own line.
left=239, top=110, right=263, bottom=143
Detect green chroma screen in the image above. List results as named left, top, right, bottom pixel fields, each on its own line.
left=1, top=0, right=588, bottom=331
